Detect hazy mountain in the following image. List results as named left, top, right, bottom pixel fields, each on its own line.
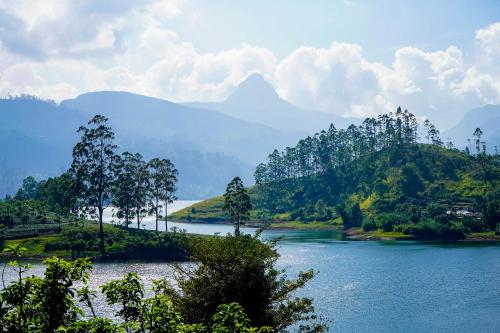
left=0, top=97, right=83, bottom=197
left=443, top=105, right=500, bottom=152
left=61, top=91, right=299, bottom=164
left=1, top=93, right=300, bottom=199
left=185, top=73, right=359, bottom=133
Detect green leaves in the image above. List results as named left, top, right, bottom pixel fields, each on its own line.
left=168, top=234, right=326, bottom=332
left=102, top=272, right=144, bottom=324
left=223, top=177, right=252, bottom=236
left=147, top=158, right=178, bottom=232
left=70, top=114, right=118, bottom=256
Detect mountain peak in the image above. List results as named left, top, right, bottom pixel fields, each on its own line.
left=226, top=73, right=279, bottom=104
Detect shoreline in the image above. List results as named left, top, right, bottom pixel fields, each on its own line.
left=344, top=227, right=500, bottom=242
left=169, top=219, right=500, bottom=241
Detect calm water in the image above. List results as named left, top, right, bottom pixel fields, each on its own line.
left=3, top=202, right=500, bottom=332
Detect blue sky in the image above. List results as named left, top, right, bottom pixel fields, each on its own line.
left=178, top=0, right=500, bottom=62
left=0, top=0, right=499, bottom=128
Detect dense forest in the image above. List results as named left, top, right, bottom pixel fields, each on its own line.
left=252, top=107, right=499, bottom=239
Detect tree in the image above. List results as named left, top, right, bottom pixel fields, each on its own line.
left=131, top=156, right=150, bottom=230
left=165, top=234, right=326, bottom=332
left=473, top=127, right=483, bottom=155
left=0, top=251, right=276, bottom=332
left=35, top=172, right=78, bottom=215
left=14, top=176, right=38, bottom=200
left=147, top=158, right=178, bottom=233
left=70, top=115, right=118, bottom=257
left=223, top=177, right=252, bottom=236
left=113, top=152, right=147, bottom=228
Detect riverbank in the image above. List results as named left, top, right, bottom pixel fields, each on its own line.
left=169, top=217, right=342, bottom=230
left=345, top=227, right=500, bottom=241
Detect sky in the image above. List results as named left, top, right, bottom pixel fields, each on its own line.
left=0, top=0, right=500, bottom=128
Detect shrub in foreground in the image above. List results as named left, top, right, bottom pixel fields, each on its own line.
left=164, top=233, right=326, bottom=332
left=0, top=246, right=272, bottom=332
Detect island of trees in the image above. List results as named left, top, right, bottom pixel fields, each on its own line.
left=173, top=107, right=500, bottom=240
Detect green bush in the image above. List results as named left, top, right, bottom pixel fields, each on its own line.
left=402, top=220, right=466, bottom=240
left=361, top=219, right=377, bottom=231
left=164, top=234, right=326, bottom=332
left=375, top=213, right=407, bottom=232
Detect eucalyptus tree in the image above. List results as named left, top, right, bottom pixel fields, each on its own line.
left=132, top=155, right=150, bottom=230
left=147, top=158, right=178, bottom=233
left=113, top=152, right=147, bottom=228
left=161, top=159, right=178, bottom=231
left=473, top=127, right=483, bottom=155
left=223, top=177, right=252, bottom=236
left=70, top=115, right=118, bottom=256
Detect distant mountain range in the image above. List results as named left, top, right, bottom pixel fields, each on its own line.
left=184, top=73, right=358, bottom=133
left=1, top=73, right=498, bottom=199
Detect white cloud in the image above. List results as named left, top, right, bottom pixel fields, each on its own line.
left=276, top=43, right=383, bottom=116
left=0, top=1, right=499, bottom=128
left=476, top=22, right=500, bottom=62
left=276, top=41, right=500, bottom=126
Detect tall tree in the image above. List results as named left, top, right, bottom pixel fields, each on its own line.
left=147, top=158, right=178, bottom=233
left=161, top=159, right=178, bottom=232
left=112, top=152, right=143, bottom=228
left=71, top=115, right=118, bottom=257
left=223, top=177, right=252, bottom=236
left=473, top=127, right=483, bottom=155
left=131, top=155, right=150, bottom=230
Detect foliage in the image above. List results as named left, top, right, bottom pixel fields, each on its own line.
left=70, top=114, right=119, bottom=256
left=164, top=234, right=326, bottom=332
left=223, top=177, right=252, bottom=235
left=112, top=152, right=149, bottom=229
left=251, top=108, right=500, bottom=239
left=147, top=158, right=178, bottom=233
left=0, top=244, right=295, bottom=332
left=42, top=222, right=191, bottom=260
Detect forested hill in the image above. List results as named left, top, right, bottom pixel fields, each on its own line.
left=172, top=108, right=500, bottom=240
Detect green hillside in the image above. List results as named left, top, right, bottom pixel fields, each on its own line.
left=171, top=109, right=500, bottom=240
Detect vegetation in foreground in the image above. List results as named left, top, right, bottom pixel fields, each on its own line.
left=0, top=234, right=326, bottom=333
left=172, top=109, right=500, bottom=240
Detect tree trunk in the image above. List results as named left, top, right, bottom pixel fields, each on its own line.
left=235, top=219, right=240, bottom=236
left=155, top=199, right=159, bottom=234
left=98, top=206, right=105, bottom=257
left=164, top=201, right=168, bottom=232
left=137, top=211, right=140, bottom=230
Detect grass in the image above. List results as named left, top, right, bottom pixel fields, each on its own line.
left=466, top=231, right=500, bottom=240
left=268, top=220, right=341, bottom=230
left=346, top=227, right=415, bottom=240
left=170, top=197, right=344, bottom=230
left=368, top=230, right=414, bottom=240
left=170, top=196, right=226, bottom=222
left=2, top=235, right=72, bottom=258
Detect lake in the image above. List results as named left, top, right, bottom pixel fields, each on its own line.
left=3, top=201, right=500, bottom=332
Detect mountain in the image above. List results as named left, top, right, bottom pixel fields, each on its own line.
left=0, top=97, right=84, bottom=196
left=184, top=73, right=359, bottom=133
left=443, top=105, right=500, bottom=152
left=0, top=93, right=300, bottom=199
left=61, top=91, right=299, bottom=164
